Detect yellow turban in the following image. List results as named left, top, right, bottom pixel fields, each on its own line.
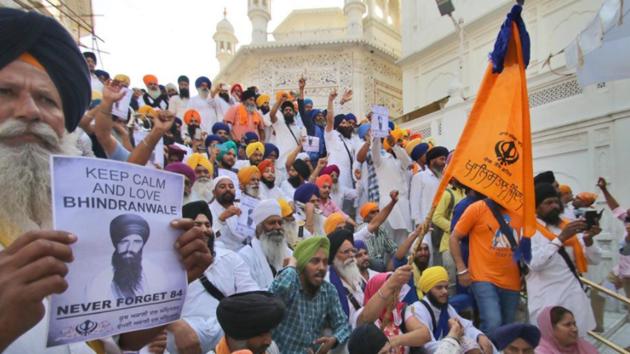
left=293, top=236, right=330, bottom=271
left=114, top=74, right=130, bottom=86
left=405, top=138, right=423, bottom=156
left=423, top=137, right=436, bottom=149
left=238, top=166, right=261, bottom=185
left=256, top=94, right=270, bottom=107
left=186, top=153, right=213, bottom=176
left=246, top=142, right=265, bottom=159
left=137, top=105, right=156, bottom=118
left=419, top=266, right=449, bottom=294
left=324, top=212, right=346, bottom=235
left=359, top=202, right=379, bottom=220
left=91, top=90, right=102, bottom=101
left=277, top=198, right=293, bottom=217
left=559, top=184, right=572, bottom=195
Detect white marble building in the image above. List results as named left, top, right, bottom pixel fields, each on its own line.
left=397, top=0, right=630, bottom=282
left=212, top=0, right=403, bottom=117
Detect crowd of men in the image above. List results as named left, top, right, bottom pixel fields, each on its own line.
left=2, top=7, right=629, bottom=354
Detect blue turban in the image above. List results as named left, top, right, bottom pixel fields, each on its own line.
left=177, top=75, right=189, bottom=83
left=346, top=113, right=357, bottom=123
left=304, top=98, right=313, bottom=106
left=83, top=51, right=96, bottom=64
left=0, top=8, right=90, bottom=133
left=263, top=143, right=279, bottom=159
left=333, top=114, right=346, bottom=129
left=212, top=122, right=230, bottom=134
left=205, top=134, right=222, bottom=147
left=310, top=109, right=322, bottom=120
left=354, top=239, right=367, bottom=251
left=388, top=121, right=395, bottom=131
left=411, top=143, right=429, bottom=161
left=94, top=69, right=109, bottom=80
left=195, top=76, right=211, bottom=88
left=294, top=183, right=320, bottom=204
left=244, top=132, right=259, bottom=144
left=426, top=146, right=449, bottom=163
left=490, top=323, right=541, bottom=350
left=217, top=140, right=237, bottom=161
left=358, top=124, right=371, bottom=140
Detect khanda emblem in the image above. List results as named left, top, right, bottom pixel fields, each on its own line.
left=495, top=140, right=519, bottom=166
left=75, top=319, right=98, bottom=336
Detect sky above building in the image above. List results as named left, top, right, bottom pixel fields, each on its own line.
left=83, top=0, right=343, bottom=89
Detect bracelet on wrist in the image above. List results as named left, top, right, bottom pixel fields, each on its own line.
left=457, top=269, right=469, bottom=276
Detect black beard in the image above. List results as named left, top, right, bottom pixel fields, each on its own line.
left=218, top=191, right=235, bottom=205
left=414, top=258, right=428, bottom=272
left=188, top=125, right=198, bottom=138
left=220, top=158, right=234, bottom=169
left=540, top=209, right=562, bottom=225
left=343, top=223, right=355, bottom=233
left=261, top=106, right=270, bottom=115
left=261, top=178, right=275, bottom=188
left=427, top=291, right=448, bottom=310
left=112, top=250, right=143, bottom=298
left=179, top=88, right=190, bottom=99
left=338, top=127, right=353, bottom=139
left=288, top=175, right=301, bottom=188
left=219, top=92, right=230, bottom=103
left=284, top=114, right=295, bottom=124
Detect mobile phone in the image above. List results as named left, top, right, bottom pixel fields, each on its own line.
left=584, top=209, right=603, bottom=229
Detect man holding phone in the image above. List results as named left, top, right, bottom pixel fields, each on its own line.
left=525, top=182, right=602, bottom=335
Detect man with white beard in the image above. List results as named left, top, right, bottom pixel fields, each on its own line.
left=238, top=199, right=292, bottom=289
left=187, top=152, right=215, bottom=202
left=238, top=166, right=262, bottom=199
left=326, top=229, right=365, bottom=327
left=140, top=74, right=168, bottom=110
left=0, top=8, right=212, bottom=353
left=187, top=76, right=217, bottom=133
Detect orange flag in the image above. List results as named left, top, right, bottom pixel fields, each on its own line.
left=432, top=7, right=536, bottom=236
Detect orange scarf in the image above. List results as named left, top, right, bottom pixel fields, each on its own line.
left=536, top=219, right=588, bottom=273
left=215, top=337, right=231, bottom=354
left=236, top=104, right=261, bottom=126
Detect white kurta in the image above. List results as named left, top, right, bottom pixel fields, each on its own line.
left=269, top=118, right=306, bottom=171
left=259, top=182, right=288, bottom=200
left=168, top=95, right=189, bottom=119
left=324, top=130, right=362, bottom=190
left=371, top=139, right=412, bottom=231
left=324, top=268, right=365, bottom=330
left=187, top=95, right=217, bottom=133
left=238, top=237, right=292, bottom=289
left=166, top=247, right=260, bottom=354
left=208, top=96, right=232, bottom=122
left=526, top=220, right=601, bottom=335
left=409, top=168, right=440, bottom=227
left=209, top=200, right=247, bottom=252
left=411, top=300, right=483, bottom=354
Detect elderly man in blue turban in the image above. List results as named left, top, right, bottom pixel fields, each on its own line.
left=0, top=8, right=212, bottom=353
left=188, top=75, right=217, bottom=133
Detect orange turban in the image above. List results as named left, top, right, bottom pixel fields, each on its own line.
left=186, top=153, right=213, bottom=176
left=183, top=109, right=201, bottom=125
left=316, top=174, right=333, bottom=188
left=324, top=212, right=346, bottom=235
left=258, top=159, right=275, bottom=173
left=137, top=105, right=156, bottom=118
left=559, top=184, right=572, bottom=194
left=143, top=74, right=158, bottom=85
left=360, top=202, right=379, bottom=220
left=576, top=192, right=597, bottom=206
left=238, top=166, right=261, bottom=185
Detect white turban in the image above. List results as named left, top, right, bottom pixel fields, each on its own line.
left=212, top=176, right=233, bottom=191
left=296, top=152, right=309, bottom=161
left=252, top=199, right=282, bottom=226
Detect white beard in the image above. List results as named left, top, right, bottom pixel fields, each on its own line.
left=191, top=178, right=213, bottom=202
left=0, top=118, right=79, bottom=244
left=259, top=231, right=287, bottom=271
left=245, top=184, right=260, bottom=198
left=283, top=220, right=299, bottom=247
left=333, top=258, right=363, bottom=291
left=148, top=88, right=161, bottom=99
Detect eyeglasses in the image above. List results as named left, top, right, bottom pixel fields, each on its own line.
left=338, top=248, right=357, bottom=256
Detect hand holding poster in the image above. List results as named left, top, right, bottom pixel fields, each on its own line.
left=302, top=136, right=320, bottom=153
left=236, top=195, right=260, bottom=240
left=47, top=156, right=186, bottom=347
left=371, top=105, right=390, bottom=138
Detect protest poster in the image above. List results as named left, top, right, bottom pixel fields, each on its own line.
left=302, top=136, right=320, bottom=153
left=218, top=168, right=241, bottom=200
left=235, top=195, right=260, bottom=240
left=111, top=87, right=133, bottom=120
left=47, top=156, right=186, bottom=347
left=371, top=105, right=390, bottom=138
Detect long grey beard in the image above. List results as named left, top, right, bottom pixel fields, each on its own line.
left=333, top=258, right=363, bottom=290
left=283, top=220, right=299, bottom=247
left=191, top=178, right=213, bottom=202
left=260, top=231, right=287, bottom=271
left=0, top=120, right=79, bottom=243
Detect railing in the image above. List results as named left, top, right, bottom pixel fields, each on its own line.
left=581, top=277, right=630, bottom=354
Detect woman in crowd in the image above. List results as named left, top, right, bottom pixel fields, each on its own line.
left=536, top=306, right=599, bottom=354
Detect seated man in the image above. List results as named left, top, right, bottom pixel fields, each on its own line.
left=238, top=166, right=262, bottom=199
left=164, top=201, right=260, bottom=354
left=355, top=191, right=400, bottom=271
left=413, top=266, right=492, bottom=354
left=489, top=323, right=541, bottom=354
left=270, top=237, right=351, bottom=353
left=238, top=199, right=292, bottom=289
left=258, top=159, right=288, bottom=200
left=215, top=291, right=285, bottom=354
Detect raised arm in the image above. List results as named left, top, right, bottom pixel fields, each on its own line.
left=127, top=110, right=175, bottom=166
left=298, top=77, right=315, bottom=136
left=357, top=265, right=412, bottom=325
left=394, top=225, right=422, bottom=261
left=371, top=135, right=382, bottom=167
left=94, top=81, right=127, bottom=156
left=597, top=177, right=620, bottom=210
left=309, top=156, right=328, bottom=183
left=284, top=142, right=303, bottom=172
left=325, top=89, right=337, bottom=132
left=270, top=93, right=286, bottom=124
left=368, top=191, right=398, bottom=233
left=356, top=130, right=372, bottom=163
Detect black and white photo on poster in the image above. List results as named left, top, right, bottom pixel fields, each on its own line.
left=47, top=156, right=186, bottom=347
